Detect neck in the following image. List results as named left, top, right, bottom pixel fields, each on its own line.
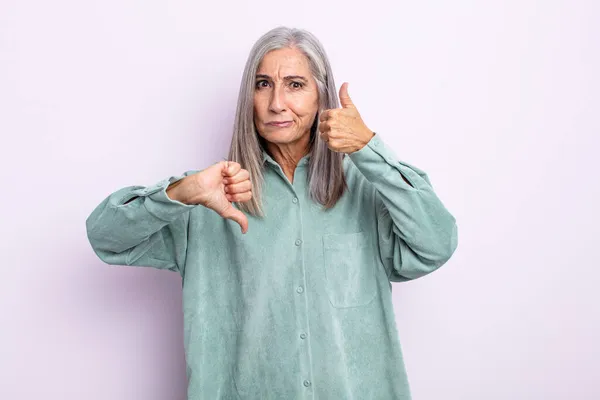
left=265, top=133, right=311, bottom=183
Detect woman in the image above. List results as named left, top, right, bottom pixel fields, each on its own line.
left=86, top=26, right=458, bottom=399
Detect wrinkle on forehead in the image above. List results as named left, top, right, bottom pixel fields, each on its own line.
left=257, top=48, right=311, bottom=81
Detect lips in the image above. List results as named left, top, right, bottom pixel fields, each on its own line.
left=267, top=121, right=293, bottom=127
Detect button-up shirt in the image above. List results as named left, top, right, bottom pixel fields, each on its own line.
left=86, top=133, right=458, bottom=399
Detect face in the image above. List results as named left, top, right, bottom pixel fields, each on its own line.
left=253, top=47, right=320, bottom=146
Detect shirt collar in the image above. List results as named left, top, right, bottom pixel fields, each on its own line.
left=262, top=150, right=311, bottom=167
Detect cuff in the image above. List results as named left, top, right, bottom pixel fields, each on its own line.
left=142, top=175, right=196, bottom=222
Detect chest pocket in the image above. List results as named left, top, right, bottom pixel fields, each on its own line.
left=322, top=231, right=377, bottom=308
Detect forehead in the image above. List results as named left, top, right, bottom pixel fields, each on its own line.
left=257, top=47, right=311, bottom=75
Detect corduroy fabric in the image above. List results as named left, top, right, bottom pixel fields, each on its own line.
left=86, top=133, right=458, bottom=399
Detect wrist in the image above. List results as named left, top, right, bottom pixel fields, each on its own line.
left=166, top=177, right=194, bottom=205
left=349, top=130, right=375, bottom=154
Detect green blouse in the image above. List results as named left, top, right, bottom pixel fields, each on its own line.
left=86, top=133, right=458, bottom=399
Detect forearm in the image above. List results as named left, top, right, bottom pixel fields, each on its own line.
left=86, top=175, right=195, bottom=255
left=349, top=134, right=457, bottom=262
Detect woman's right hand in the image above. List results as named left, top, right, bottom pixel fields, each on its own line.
left=167, top=161, right=252, bottom=234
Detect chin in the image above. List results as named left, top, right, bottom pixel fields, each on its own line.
left=262, top=127, right=300, bottom=143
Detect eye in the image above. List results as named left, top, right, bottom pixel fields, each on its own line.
left=255, top=80, right=269, bottom=89
left=290, top=81, right=304, bottom=89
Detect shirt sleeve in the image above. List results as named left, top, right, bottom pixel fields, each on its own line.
left=85, top=171, right=197, bottom=276
left=348, top=133, right=458, bottom=282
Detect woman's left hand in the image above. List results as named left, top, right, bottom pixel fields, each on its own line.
left=318, top=82, right=375, bottom=154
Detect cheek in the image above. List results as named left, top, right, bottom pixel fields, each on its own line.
left=253, top=97, right=266, bottom=121
left=292, top=95, right=319, bottom=118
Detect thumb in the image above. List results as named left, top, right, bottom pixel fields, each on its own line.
left=339, top=82, right=355, bottom=109
left=222, top=205, right=249, bottom=234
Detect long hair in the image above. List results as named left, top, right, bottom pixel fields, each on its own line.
left=228, top=26, right=346, bottom=217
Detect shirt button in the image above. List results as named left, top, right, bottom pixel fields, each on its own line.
left=303, top=380, right=311, bottom=387
left=292, top=197, right=298, bottom=204
left=300, top=333, right=307, bottom=339
left=296, top=286, right=304, bottom=294
left=295, top=239, right=302, bottom=246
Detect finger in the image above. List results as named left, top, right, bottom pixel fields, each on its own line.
left=327, top=138, right=341, bottom=151
left=319, top=130, right=329, bottom=143
left=222, top=161, right=241, bottom=177
left=222, top=205, right=249, bottom=234
left=319, top=109, right=332, bottom=122
left=339, top=82, right=355, bottom=109
left=318, top=120, right=330, bottom=133
left=224, top=180, right=252, bottom=194
left=223, top=169, right=250, bottom=184
left=225, top=190, right=253, bottom=203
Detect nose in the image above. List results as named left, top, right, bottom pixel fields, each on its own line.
left=269, top=84, right=286, bottom=113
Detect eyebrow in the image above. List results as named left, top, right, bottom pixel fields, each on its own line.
left=255, top=74, right=308, bottom=82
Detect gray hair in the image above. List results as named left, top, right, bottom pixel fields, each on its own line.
left=228, top=26, right=346, bottom=217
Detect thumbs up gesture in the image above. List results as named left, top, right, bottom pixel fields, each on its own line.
left=318, top=82, right=375, bottom=154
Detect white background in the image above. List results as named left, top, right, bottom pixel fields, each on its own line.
left=1, top=0, right=598, bottom=399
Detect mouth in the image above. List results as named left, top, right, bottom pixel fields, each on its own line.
left=267, top=121, right=293, bottom=128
